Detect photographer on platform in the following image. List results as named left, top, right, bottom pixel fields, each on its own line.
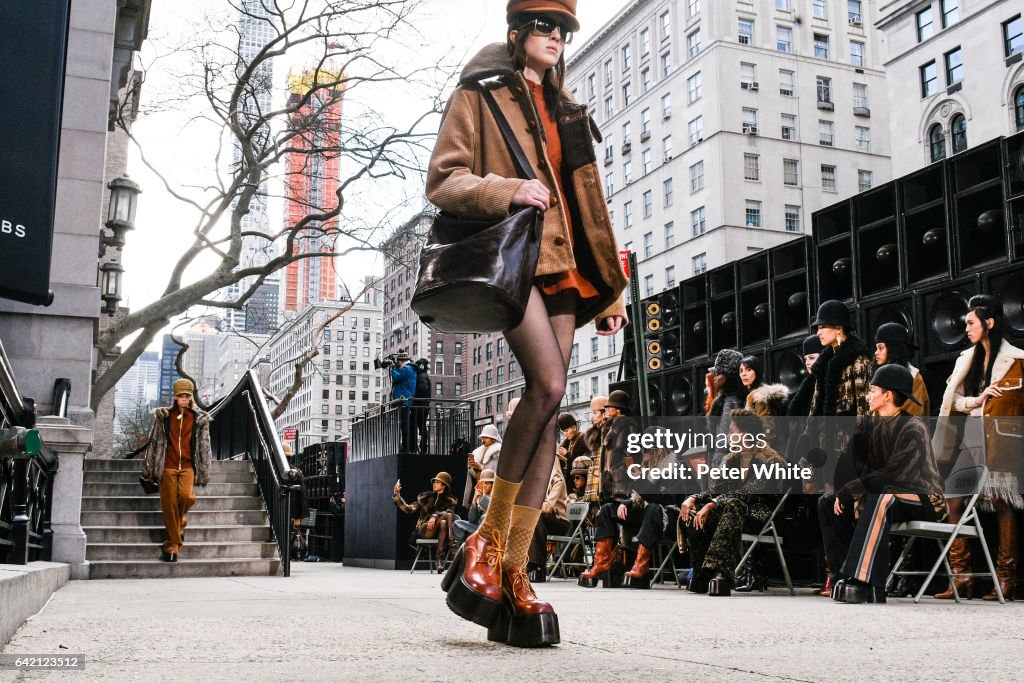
left=413, top=358, right=432, bottom=453
left=381, top=349, right=417, bottom=453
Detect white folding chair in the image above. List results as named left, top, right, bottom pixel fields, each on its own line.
left=735, top=492, right=795, bottom=595
left=886, top=465, right=1005, bottom=604
left=410, top=538, right=439, bottom=573
left=547, top=501, right=592, bottom=579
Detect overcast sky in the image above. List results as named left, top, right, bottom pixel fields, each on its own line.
left=123, top=1, right=620, bottom=350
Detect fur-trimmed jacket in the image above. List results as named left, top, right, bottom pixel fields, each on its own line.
left=141, top=404, right=213, bottom=487
left=805, top=336, right=874, bottom=460
left=393, top=489, right=459, bottom=535
left=745, top=383, right=790, bottom=452
left=583, top=419, right=610, bottom=502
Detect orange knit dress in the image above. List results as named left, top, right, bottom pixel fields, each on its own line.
left=527, top=81, right=600, bottom=301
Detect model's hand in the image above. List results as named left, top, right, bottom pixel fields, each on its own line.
left=393, top=481, right=401, bottom=496
left=834, top=497, right=843, bottom=516
left=556, top=446, right=568, bottom=457
left=680, top=497, right=696, bottom=522
left=510, top=179, right=550, bottom=211
left=979, top=385, right=1004, bottom=402
left=617, top=503, right=628, bottom=521
left=597, top=316, right=625, bottom=336
left=694, top=503, right=716, bottom=530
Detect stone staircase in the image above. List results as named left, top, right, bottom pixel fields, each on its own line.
left=81, top=459, right=281, bottom=579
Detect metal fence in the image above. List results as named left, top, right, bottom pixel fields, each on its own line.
left=350, top=398, right=475, bottom=462
left=207, top=370, right=299, bottom=577
left=0, top=338, right=57, bottom=565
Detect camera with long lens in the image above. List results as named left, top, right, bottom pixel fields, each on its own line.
left=373, top=353, right=400, bottom=370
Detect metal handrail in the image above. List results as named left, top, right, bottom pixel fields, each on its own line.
left=350, top=397, right=475, bottom=461
left=206, top=369, right=298, bottom=576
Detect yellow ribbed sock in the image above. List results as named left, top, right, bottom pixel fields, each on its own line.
left=505, top=505, right=542, bottom=570
left=478, top=475, right=521, bottom=539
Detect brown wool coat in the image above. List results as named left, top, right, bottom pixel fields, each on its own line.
left=426, top=43, right=628, bottom=328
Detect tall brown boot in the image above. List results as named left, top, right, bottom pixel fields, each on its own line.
left=935, top=538, right=973, bottom=599
left=579, top=538, right=614, bottom=587
left=983, top=511, right=1017, bottom=601
left=622, top=544, right=653, bottom=589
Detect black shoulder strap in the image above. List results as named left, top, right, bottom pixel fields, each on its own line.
left=479, top=84, right=538, bottom=182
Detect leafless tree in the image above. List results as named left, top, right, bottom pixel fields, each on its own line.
left=92, top=0, right=450, bottom=411
left=114, top=396, right=157, bottom=458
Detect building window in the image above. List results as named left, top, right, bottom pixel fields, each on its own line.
left=605, top=96, right=614, bottom=119
left=623, top=161, right=632, bottom=184
left=605, top=169, right=614, bottom=197
left=692, top=253, right=708, bottom=275
left=642, top=190, right=653, bottom=218
left=435, top=382, right=444, bottom=397
left=605, top=133, right=614, bottom=161
left=622, top=43, right=632, bottom=72
left=950, top=114, right=967, bottom=154
left=745, top=200, right=762, bottom=227
left=855, top=126, right=871, bottom=152
left=591, top=337, right=600, bottom=362
left=687, top=30, right=701, bottom=58
left=812, top=0, right=827, bottom=19
left=776, top=25, right=792, bottom=52
left=1006, top=15, right=1023, bottom=57
left=819, top=119, right=834, bottom=146
left=663, top=178, right=674, bottom=206
left=455, top=383, right=462, bottom=397
left=661, top=10, right=672, bottom=39
left=853, top=83, right=869, bottom=110
left=588, top=73, right=596, bottom=99
left=641, top=28, right=651, bottom=56
left=604, top=59, right=613, bottom=84
left=920, top=61, right=938, bottom=97
left=740, top=62, right=757, bottom=86
left=688, top=116, right=703, bottom=145
left=858, top=169, right=874, bottom=192
left=689, top=161, right=704, bottom=192
left=744, top=153, right=761, bottom=181
left=814, top=34, right=829, bottom=60
left=941, top=0, right=960, bottom=28
left=783, top=158, right=800, bottom=186
left=641, top=67, right=652, bottom=94
left=666, top=265, right=676, bottom=288
left=785, top=205, right=801, bottom=232
left=665, top=221, right=676, bottom=249
left=1016, top=86, right=1024, bottom=130
left=777, top=0, right=791, bottom=10
left=779, top=69, right=795, bottom=96
left=821, top=164, right=837, bottom=192
left=929, top=124, right=946, bottom=161
left=663, top=135, right=673, bottom=160
left=640, top=109, right=650, bottom=138
left=687, top=71, right=702, bottom=103
left=817, top=76, right=832, bottom=103
left=742, top=107, right=759, bottom=134
left=782, top=113, right=797, bottom=140
left=662, top=92, right=672, bottom=118
left=624, top=200, right=633, bottom=227
left=643, top=232, right=654, bottom=258
left=642, top=148, right=652, bottom=175
left=643, top=274, right=654, bottom=297
left=850, top=41, right=865, bottom=67
left=661, top=51, right=673, bottom=77
left=691, top=206, right=706, bottom=236
left=944, top=47, right=963, bottom=85
left=623, top=82, right=633, bottom=107
left=738, top=18, right=754, bottom=45
left=848, top=0, right=862, bottom=23
left=686, top=0, right=699, bottom=20
left=917, top=7, right=934, bottom=42
left=623, top=121, right=632, bottom=145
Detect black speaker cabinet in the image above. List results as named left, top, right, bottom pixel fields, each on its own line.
left=860, top=294, right=917, bottom=351
left=983, top=262, right=1024, bottom=344
left=1007, top=130, right=1024, bottom=201
left=853, top=182, right=900, bottom=299
left=738, top=250, right=771, bottom=348
left=642, top=289, right=680, bottom=335
left=643, top=329, right=681, bottom=373
left=619, top=338, right=639, bottom=380
left=917, top=278, right=979, bottom=357
left=814, top=200, right=855, bottom=303
left=709, top=263, right=739, bottom=353
left=1010, top=195, right=1024, bottom=262
left=660, top=366, right=697, bottom=417
left=768, top=338, right=807, bottom=394
left=899, top=161, right=953, bottom=287
left=919, top=354, right=957, bottom=418
left=770, top=237, right=815, bottom=342
left=950, top=141, right=1009, bottom=274
left=608, top=379, right=641, bottom=415
left=681, top=273, right=710, bottom=362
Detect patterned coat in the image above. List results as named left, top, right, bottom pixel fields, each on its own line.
left=745, top=383, right=790, bottom=453
left=141, top=404, right=213, bottom=487
left=393, top=490, right=459, bottom=535
left=804, top=336, right=874, bottom=466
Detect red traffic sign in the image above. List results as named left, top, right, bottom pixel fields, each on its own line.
left=283, top=428, right=297, bottom=441
left=619, top=250, right=632, bottom=277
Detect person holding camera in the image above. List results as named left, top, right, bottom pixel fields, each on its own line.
left=393, top=472, right=460, bottom=572
left=455, top=469, right=496, bottom=544
left=387, top=350, right=417, bottom=453
left=413, top=358, right=432, bottom=453
left=463, top=424, right=502, bottom=506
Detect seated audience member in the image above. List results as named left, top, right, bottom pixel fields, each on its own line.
left=567, top=456, right=592, bottom=503
left=679, top=410, right=787, bottom=597
left=819, top=365, right=947, bottom=604
left=873, top=322, right=930, bottom=416
left=454, top=469, right=494, bottom=544
left=463, top=423, right=501, bottom=506
left=393, top=471, right=460, bottom=572
left=740, top=354, right=790, bottom=453
left=528, top=462, right=570, bottom=582
left=556, top=412, right=589, bottom=482
left=579, top=438, right=681, bottom=589
left=583, top=396, right=608, bottom=503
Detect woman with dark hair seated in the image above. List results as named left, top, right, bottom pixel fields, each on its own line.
left=706, top=349, right=749, bottom=470
left=393, top=472, right=460, bottom=572
left=679, top=409, right=788, bottom=596
left=740, top=354, right=790, bottom=453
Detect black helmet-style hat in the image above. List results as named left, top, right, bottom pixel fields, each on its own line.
left=875, top=322, right=918, bottom=349
left=811, top=300, right=852, bottom=328
left=871, top=364, right=921, bottom=405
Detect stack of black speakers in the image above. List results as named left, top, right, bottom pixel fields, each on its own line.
left=615, top=130, right=1024, bottom=416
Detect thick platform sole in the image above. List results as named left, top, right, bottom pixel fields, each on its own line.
left=442, top=548, right=504, bottom=628
left=578, top=573, right=604, bottom=588
left=488, top=606, right=560, bottom=648
left=622, top=573, right=651, bottom=589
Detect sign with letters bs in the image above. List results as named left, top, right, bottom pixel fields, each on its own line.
left=0, top=1, right=72, bottom=305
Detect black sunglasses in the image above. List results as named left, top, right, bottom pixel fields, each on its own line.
left=519, top=17, right=574, bottom=44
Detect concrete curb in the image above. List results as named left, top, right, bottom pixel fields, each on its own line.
left=0, top=562, right=70, bottom=646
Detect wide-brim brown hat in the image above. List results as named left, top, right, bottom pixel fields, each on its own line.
left=432, top=471, right=453, bottom=489
left=605, top=390, right=631, bottom=412
left=507, top=0, right=580, bottom=32
left=172, top=378, right=194, bottom=396
left=480, top=468, right=496, bottom=483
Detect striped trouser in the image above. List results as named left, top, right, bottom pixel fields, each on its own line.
left=819, top=492, right=937, bottom=588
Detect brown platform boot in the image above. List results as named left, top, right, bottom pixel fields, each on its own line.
left=934, top=538, right=973, bottom=600
left=578, top=538, right=614, bottom=587
left=441, top=530, right=508, bottom=627
left=983, top=513, right=1017, bottom=601
left=622, top=544, right=653, bottom=589
left=487, top=566, right=560, bottom=647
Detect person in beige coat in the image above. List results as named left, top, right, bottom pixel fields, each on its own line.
left=932, top=295, right=1024, bottom=601
left=428, top=0, right=627, bottom=648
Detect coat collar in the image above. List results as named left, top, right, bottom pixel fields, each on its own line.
left=460, top=43, right=516, bottom=85
left=939, top=340, right=1024, bottom=415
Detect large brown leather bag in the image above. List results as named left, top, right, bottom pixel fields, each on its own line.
left=412, top=86, right=543, bottom=334
left=984, top=359, right=1024, bottom=475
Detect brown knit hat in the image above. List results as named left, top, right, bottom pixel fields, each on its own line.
left=432, top=471, right=453, bottom=489
left=172, top=378, right=194, bottom=396
left=507, top=0, right=580, bottom=31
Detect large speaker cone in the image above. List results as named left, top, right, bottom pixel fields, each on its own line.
left=660, top=332, right=680, bottom=367
left=665, top=372, right=693, bottom=416
left=775, top=349, right=807, bottom=393
left=658, top=292, right=680, bottom=327
left=930, top=290, right=970, bottom=348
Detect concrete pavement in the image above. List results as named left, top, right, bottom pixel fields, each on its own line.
left=2, top=564, right=1020, bottom=682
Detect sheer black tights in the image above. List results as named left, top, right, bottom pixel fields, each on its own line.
left=495, top=287, right=578, bottom=509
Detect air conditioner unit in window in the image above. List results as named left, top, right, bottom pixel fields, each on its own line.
left=848, top=15, right=862, bottom=26
left=664, top=154, right=674, bottom=162
left=741, top=81, right=760, bottom=91
left=663, top=110, right=672, bottom=120
left=743, top=125, right=759, bottom=135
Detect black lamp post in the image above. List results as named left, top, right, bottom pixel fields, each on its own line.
left=100, top=175, right=141, bottom=254
left=100, top=260, right=124, bottom=315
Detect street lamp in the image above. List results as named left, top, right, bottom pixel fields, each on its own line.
left=100, top=175, right=142, bottom=253
left=100, top=260, right=124, bottom=315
